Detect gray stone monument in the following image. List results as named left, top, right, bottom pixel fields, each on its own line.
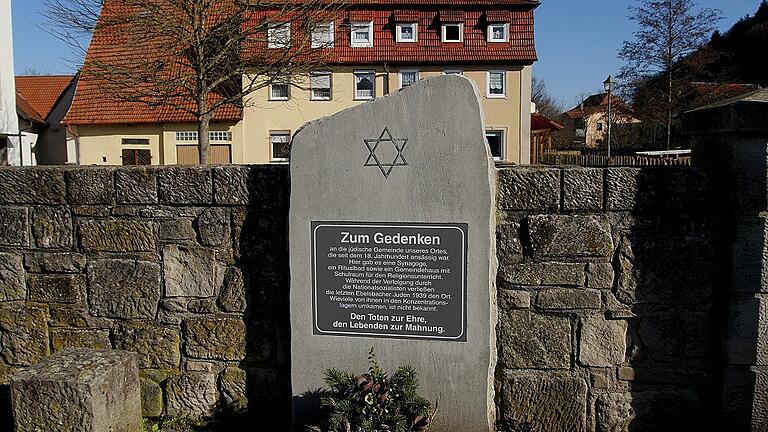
left=289, top=75, right=497, bottom=431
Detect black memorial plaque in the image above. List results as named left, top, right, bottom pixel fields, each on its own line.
left=311, top=221, right=467, bottom=341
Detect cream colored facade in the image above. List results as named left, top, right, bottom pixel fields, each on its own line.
left=71, top=65, right=532, bottom=165
left=579, top=111, right=641, bottom=149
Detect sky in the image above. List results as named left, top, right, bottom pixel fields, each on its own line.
left=9, top=0, right=765, bottom=107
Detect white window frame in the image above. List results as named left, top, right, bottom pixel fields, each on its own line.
left=269, top=76, right=290, bottom=101
left=441, top=23, right=464, bottom=42
left=354, top=70, right=376, bottom=100
left=350, top=21, right=374, bottom=47
left=487, top=23, right=509, bottom=42
left=443, top=69, right=463, bottom=76
left=396, top=23, right=418, bottom=43
left=485, top=130, right=505, bottom=161
left=487, top=70, right=506, bottom=98
left=311, top=21, right=335, bottom=48
left=399, top=69, right=419, bottom=89
left=268, top=23, right=291, bottom=49
left=174, top=131, right=232, bottom=142
left=270, top=131, right=291, bottom=162
left=310, top=71, right=333, bottom=101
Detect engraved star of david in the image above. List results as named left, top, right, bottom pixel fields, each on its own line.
left=363, top=128, right=408, bottom=179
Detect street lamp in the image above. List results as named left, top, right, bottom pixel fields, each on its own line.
left=603, top=75, right=615, bottom=159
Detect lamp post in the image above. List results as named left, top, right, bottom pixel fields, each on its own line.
left=603, top=75, right=615, bottom=159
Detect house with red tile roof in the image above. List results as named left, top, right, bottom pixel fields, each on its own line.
left=65, top=0, right=539, bottom=165
left=15, top=75, right=79, bottom=164
left=564, top=93, right=640, bottom=149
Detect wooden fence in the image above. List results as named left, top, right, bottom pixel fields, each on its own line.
left=538, top=153, right=691, bottom=167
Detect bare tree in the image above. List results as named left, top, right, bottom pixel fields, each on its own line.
left=618, top=0, right=721, bottom=150
left=531, top=77, right=563, bottom=120
left=42, top=0, right=339, bottom=164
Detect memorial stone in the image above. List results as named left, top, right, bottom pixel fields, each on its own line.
left=289, top=75, right=497, bottom=430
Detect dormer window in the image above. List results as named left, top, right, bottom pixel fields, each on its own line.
left=488, top=23, right=508, bottom=42
left=350, top=21, right=374, bottom=47
left=311, top=22, right=334, bottom=48
left=268, top=23, right=291, bottom=48
left=396, top=23, right=417, bottom=43
left=442, top=23, right=463, bottom=43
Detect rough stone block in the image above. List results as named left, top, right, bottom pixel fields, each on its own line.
left=219, top=367, right=247, bottom=410
left=500, top=374, right=587, bottom=431
left=639, top=309, right=709, bottom=363
left=615, top=390, right=701, bottom=430
left=0, top=303, right=50, bottom=366
left=10, top=349, right=141, bottom=432
left=498, top=290, right=530, bottom=309
left=617, top=235, right=713, bottom=305
left=562, top=167, right=603, bottom=211
left=528, top=215, right=614, bottom=259
left=213, top=165, right=251, bottom=205
left=87, top=259, right=161, bottom=319
left=187, top=298, right=217, bottom=314
left=27, top=274, right=84, bottom=304
left=497, top=168, right=560, bottom=211
left=24, top=252, right=86, bottom=273
left=218, top=267, right=246, bottom=313
left=51, top=328, right=111, bottom=352
left=183, top=316, right=246, bottom=361
left=0, top=168, right=66, bottom=204
left=158, top=219, right=196, bottom=241
left=587, top=262, right=615, bottom=289
left=536, top=289, right=601, bottom=310
left=33, top=206, right=73, bottom=248
left=164, top=245, right=215, bottom=297
left=498, top=310, right=571, bottom=369
left=79, top=219, right=157, bottom=252
left=0, top=253, right=25, bottom=302
left=166, top=372, right=219, bottom=418
left=48, top=306, right=113, bottom=329
left=500, top=262, right=585, bottom=287
left=606, top=168, right=642, bottom=211
left=0, top=207, right=29, bottom=247
left=66, top=168, right=115, bottom=205
left=596, top=392, right=634, bottom=432
left=113, top=321, right=181, bottom=369
left=578, top=316, right=627, bottom=367
left=197, top=208, right=230, bottom=246
left=158, top=167, right=213, bottom=204
left=115, top=167, right=158, bottom=204
left=496, top=223, right=523, bottom=259
left=140, top=377, right=164, bottom=417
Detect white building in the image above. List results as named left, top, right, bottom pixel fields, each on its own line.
left=0, top=0, right=35, bottom=166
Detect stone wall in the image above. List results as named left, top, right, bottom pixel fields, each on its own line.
left=0, top=164, right=721, bottom=431
left=495, top=166, right=719, bottom=431
left=0, top=165, right=291, bottom=429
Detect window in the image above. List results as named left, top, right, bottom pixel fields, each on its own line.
left=122, top=149, right=152, bottom=165
left=174, top=132, right=232, bottom=142
left=596, top=122, right=604, bottom=131
left=269, top=76, right=290, bottom=100
left=270, top=132, right=291, bottom=162
left=442, top=23, right=463, bottom=42
left=399, top=69, right=419, bottom=88
left=0, top=137, right=8, bottom=166
left=488, top=23, right=508, bottom=42
left=350, top=21, right=374, bottom=47
left=396, top=23, right=417, bottom=42
left=443, top=69, right=463, bottom=76
left=487, top=71, right=506, bottom=98
left=268, top=23, right=291, bottom=48
left=486, top=130, right=504, bottom=161
left=311, top=71, right=332, bottom=100
left=312, top=21, right=334, bottom=48
left=354, top=70, right=375, bottom=100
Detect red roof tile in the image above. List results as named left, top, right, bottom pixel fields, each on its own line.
left=16, top=92, right=47, bottom=125
left=15, top=75, right=74, bottom=120
left=531, top=112, right=563, bottom=131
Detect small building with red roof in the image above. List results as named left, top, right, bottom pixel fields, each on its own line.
left=65, top=0, right=539, bottom=165
left=564, top=92, right=640, bottom=149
